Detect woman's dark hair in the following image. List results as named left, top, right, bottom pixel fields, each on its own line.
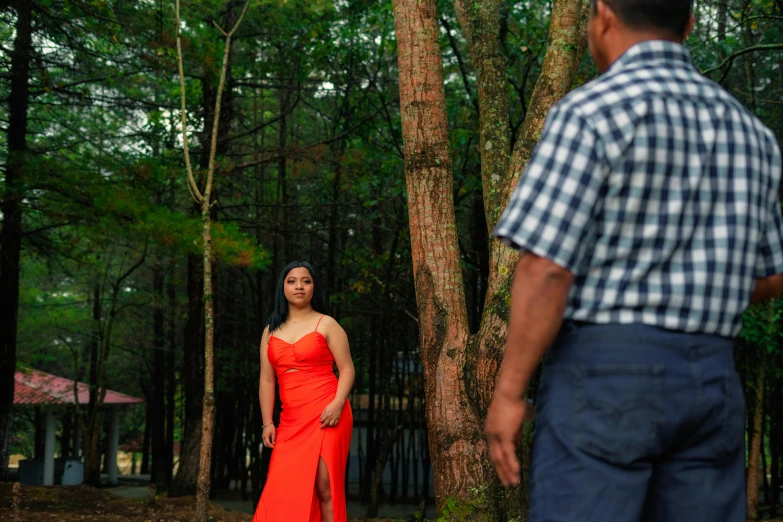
left=264, top=260, right=327, bottom=332
left=592, top=0, right=692, bottom=38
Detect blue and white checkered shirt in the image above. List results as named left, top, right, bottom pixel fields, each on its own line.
left=494, top=40, right=783, bottom=338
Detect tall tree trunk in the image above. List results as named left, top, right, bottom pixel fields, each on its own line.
left=393, top=0, right=588, bottom=515
left=466, top=0, right=588, bottom=514
left=392, top=0, right=475, bottom=511
left=151, top=261, right=167, bottom=487
left=748, top=358, right=766, bottom=520
left=0, top=0, right=32, bottom=479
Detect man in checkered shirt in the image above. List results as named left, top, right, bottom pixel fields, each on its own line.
left=484, top=0, right=783, bottom=520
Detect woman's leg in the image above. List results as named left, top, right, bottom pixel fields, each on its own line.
left=315, top=457, right=334, bottom=522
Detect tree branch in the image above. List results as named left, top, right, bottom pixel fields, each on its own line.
left=175, top=0, right=203, bottom=204
left=701, top=43, right=783, bottom=83
left=440, top=16, right=479, bottom=114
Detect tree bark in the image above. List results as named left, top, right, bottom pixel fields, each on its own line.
left=452, top=0, right=510, bottom=229
left=0, top=0, right=32, bottom=480
left=393, top=0, right=476, bottom=511
left=468, top=0, right=589, bottom=428
left=393, top=0, right=588, bottom=515
left=469, top=0, right=588, bottom=513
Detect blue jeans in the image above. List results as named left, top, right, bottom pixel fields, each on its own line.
left=529, top=322, right=746, bottom=522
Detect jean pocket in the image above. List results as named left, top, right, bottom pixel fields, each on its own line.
left=572, top=364, right=663, bottom=465
left=711, top=371, right=745, bottom=458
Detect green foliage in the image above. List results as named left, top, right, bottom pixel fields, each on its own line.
left=740, top=298, right=783, bottom=354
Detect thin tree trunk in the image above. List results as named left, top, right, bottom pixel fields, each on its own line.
left=366, top=421, right=406, bottom=518
left=141, top=400, right=152, bottom=475
left=748, top=358, right=766, bottom=520
left=171, top=252, right=204, bottom=496
left=61, top=411, right=73, bottom=458
left=0, top=0, right=32, bottom=479
left=362, top=318, right=379, bottom=504
left=85, top=253, right=147, bottom=485
left=84, top=284, right=103, bottom=485
left=771, top=356, right=781, bottom=517
left=166, top=258, right=177, bottom=484
left=175, top=2, right=250, bottom=519
left=151, top=261, right=167, bottom=487
left=33, top=409, right=44, bottom=460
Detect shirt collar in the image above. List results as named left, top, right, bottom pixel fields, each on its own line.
left=608, top=40, right=693, bottom=73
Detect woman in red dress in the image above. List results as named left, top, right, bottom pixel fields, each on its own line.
left=252, top=261, right=354, bottom=522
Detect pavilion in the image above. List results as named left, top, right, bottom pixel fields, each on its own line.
left=14, top=368, right=143, bottom=486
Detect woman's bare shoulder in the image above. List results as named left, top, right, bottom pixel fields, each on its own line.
left=318, top=314, right=343, bottom=334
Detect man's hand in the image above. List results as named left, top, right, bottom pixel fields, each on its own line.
left=484, top=253, right=573, bottom=487
left=486, top=391, right=528, bottom=486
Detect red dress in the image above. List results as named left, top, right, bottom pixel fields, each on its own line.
left=252, top=317, right=353, bottom=522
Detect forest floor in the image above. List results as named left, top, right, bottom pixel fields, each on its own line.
left=4, top=482, right=781, bottom=522
left=0, top=482, right=409, bottom=521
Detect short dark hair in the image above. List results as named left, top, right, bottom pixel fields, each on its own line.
left=592, top=0, right=692, bottom=37
left=265, top=260, right=327, bottom=332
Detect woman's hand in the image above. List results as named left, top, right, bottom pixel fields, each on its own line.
left=320, top=400, right=343, bottom=428
left=262, top=424, right=276, bottom=448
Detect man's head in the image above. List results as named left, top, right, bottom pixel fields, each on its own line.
left=588, top=0, right=696, bottom=72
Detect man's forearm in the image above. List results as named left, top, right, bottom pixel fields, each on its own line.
left=493, top=254, right=574, bottom=401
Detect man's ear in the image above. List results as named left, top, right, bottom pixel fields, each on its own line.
left=594, top=0, right=616, bottom=37
left=683, top=13, right=696, bottom=40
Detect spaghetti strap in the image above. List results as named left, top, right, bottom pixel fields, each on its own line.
left=314, top=314, right=325, bottom=332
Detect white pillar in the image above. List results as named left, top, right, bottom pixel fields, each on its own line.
left=107, top=408, right=119, bottom=484
left=43, top=411, right=56, bottom=486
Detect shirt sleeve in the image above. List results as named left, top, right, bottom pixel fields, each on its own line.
left=493, top=104, right=606, bottom=273
left=755, top=143, right=783, bottom=278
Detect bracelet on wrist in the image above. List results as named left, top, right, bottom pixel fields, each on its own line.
left=262, top=422, right=274, bottom=429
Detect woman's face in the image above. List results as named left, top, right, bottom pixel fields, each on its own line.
left=283, top=267, right=314, bottom=307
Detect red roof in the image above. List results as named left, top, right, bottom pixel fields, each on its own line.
left=14, top=369, right=143, bottom=406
